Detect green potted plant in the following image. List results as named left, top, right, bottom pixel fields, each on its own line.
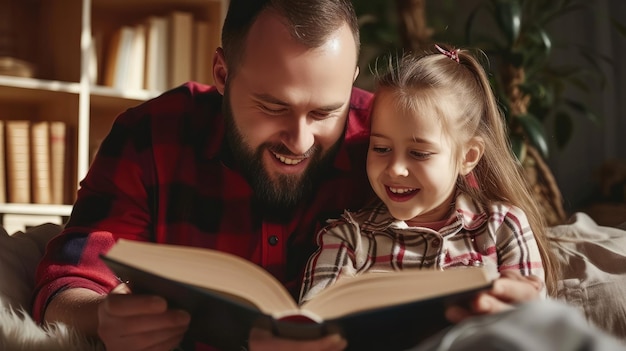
left=354, top=0, right=625, bottom=225
left=452, top=0, right=626, bottom=224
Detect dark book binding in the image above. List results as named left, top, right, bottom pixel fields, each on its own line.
left=101, top=255, right=490, bottom=351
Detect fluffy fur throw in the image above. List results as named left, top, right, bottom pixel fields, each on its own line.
left=0, top=224, right=103, bottom=350
left=0, top=297, right=104, bottom=351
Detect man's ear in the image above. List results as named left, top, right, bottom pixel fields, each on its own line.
left=212, top=47, right=227, bottom=95
left=460, top=137, right=485, bottom=176
left=353, top=66, right=360, bottom=83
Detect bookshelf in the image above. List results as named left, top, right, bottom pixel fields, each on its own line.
left=0, top=0, right=226, bottom=233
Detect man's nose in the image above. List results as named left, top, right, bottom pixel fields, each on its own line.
left=281, top=115, right=315, bottom=155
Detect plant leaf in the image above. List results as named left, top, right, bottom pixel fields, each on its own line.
left=553, top=112, right=574, bottom=149
left=516, top=114, right=549, bottom=159
left=509, top=133, right=526, bottom=163
left=494, top=0, right=521, bottom=45
left=611, top=16, right=626, bottom=38
left=563, top=99, right=601, bottom=125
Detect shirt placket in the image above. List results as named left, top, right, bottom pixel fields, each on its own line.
left=261, top=221, right=286, bottom=281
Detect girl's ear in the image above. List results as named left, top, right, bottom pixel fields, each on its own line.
left=460, top=137, right=485, bottom=176
left=213, top=47, right=227, bottom=95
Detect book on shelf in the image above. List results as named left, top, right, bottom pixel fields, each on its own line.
left=30, top=121, right=52, bottom=204
left=2, top=213, right=65, bottom=236
left=192, top=20, right=210, bottom=84
left=168, top=11, right=194, bottom=88
left=144, top=15, right=169, bottom=92
left=101, top=239, right=493, bottom=351
left=0, top=121, right=5, bottom=203
left=103, top=25, right=135, bottom=89
left=49, top=121, right=67, bottom=205
left=127, top=23, right=146, bottom=91
left=88, top=33, right=101, bottom=85
left=5, top=120, right=31, bottom=204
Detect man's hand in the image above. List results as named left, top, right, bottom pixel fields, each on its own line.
left=97, top=284, right=191, bottom=351
left=249, top=327, right=347, bottom=351
left=445, top=270, right=544, bottom=323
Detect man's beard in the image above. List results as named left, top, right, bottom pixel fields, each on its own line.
left=222, top=90, right=342, bottom=218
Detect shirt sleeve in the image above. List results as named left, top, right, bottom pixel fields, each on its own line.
left=298, top=215, right=363, bottom=303
left=493, top=205, right=547, bottom=296
left=32, top=105, right=155, bottom=322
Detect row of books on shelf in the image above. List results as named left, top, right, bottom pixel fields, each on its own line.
left=99, top=10, right=211, bottom=92
left=0, top=120, right=68, bottom=206
left=1, top=213, right=66, bottom=236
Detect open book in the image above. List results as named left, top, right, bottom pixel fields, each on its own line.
left=101, top=239, right=492, bottom=350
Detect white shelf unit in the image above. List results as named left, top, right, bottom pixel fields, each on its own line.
left=0, top=0, right=226, bottom=230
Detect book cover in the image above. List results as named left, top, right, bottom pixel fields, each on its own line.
left=30, top=121, right=52, bottom=204
left=5, top=120, right=31, bottom=203
left=101, top=239, right=492, bottom=351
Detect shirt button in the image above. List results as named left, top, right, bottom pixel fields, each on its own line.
left=432, top=238, right=441, bottom=247
left=268, top=235, right=279, bottom=246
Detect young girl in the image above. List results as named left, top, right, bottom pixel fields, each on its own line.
left=300, top=45, right=558, bottom=304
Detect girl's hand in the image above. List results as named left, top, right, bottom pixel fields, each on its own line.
left=445, top=270, right=544, bottom=323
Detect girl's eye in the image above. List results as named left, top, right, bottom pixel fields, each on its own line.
left=410, top=150, right=432, bottom=159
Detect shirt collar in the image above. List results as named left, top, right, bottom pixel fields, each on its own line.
left=358, top=192, right=489, bottom=233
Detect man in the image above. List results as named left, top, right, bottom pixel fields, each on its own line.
left=34, top=1, right=544, bottom=350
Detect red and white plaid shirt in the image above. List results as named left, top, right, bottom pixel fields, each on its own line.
left=300, top=192, right=546, bottom=302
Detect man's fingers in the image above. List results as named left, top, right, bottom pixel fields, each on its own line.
left=102, top=294, right=168, bottom=317
left=102, top=325, right=188, bottom=351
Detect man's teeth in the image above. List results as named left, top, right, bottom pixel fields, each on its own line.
left=389, top=187, right=416, bottom=194
left=274, top=153, right=304, bottom=165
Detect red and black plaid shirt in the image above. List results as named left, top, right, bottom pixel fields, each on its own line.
left=33, top=82, right=374, bottom=321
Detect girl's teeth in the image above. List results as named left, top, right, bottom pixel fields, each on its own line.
left=389, top=187, right=416, bottom=194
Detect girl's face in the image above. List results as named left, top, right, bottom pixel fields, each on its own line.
left=367, top=90, right=460, bottom=223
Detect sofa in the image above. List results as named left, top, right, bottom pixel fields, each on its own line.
left=1, top=213, right=625, bottom=350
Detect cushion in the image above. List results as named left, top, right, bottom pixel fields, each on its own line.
left=548, top=212, right=626, bottom=342
left=0, top=223, right=63, bottom=311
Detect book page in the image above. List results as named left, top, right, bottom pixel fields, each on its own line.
left=301, top=267, right=490, bottom=320
left=104, top=239, right=299, bottom=315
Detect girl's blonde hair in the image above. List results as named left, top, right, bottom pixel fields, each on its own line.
left=373, top=46, right=559, bottom=295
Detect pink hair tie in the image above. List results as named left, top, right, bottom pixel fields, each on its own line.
left=435, top=44, right=460, bottom=63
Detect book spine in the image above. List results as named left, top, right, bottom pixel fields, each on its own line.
left=5, top=120, right=31, bottom=203
left=193, top=20, right=210, bottom=84
left=49, top=121, right=67, bottom=205
left=128, top=23, right=146, bottom=91
left=30, top=121, right=52, bottom=204
left=168, top=11, right=193, bottom=88
left=0, top=120, right=5, bottom=203
left=144, top=16, right=169, bottom=92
